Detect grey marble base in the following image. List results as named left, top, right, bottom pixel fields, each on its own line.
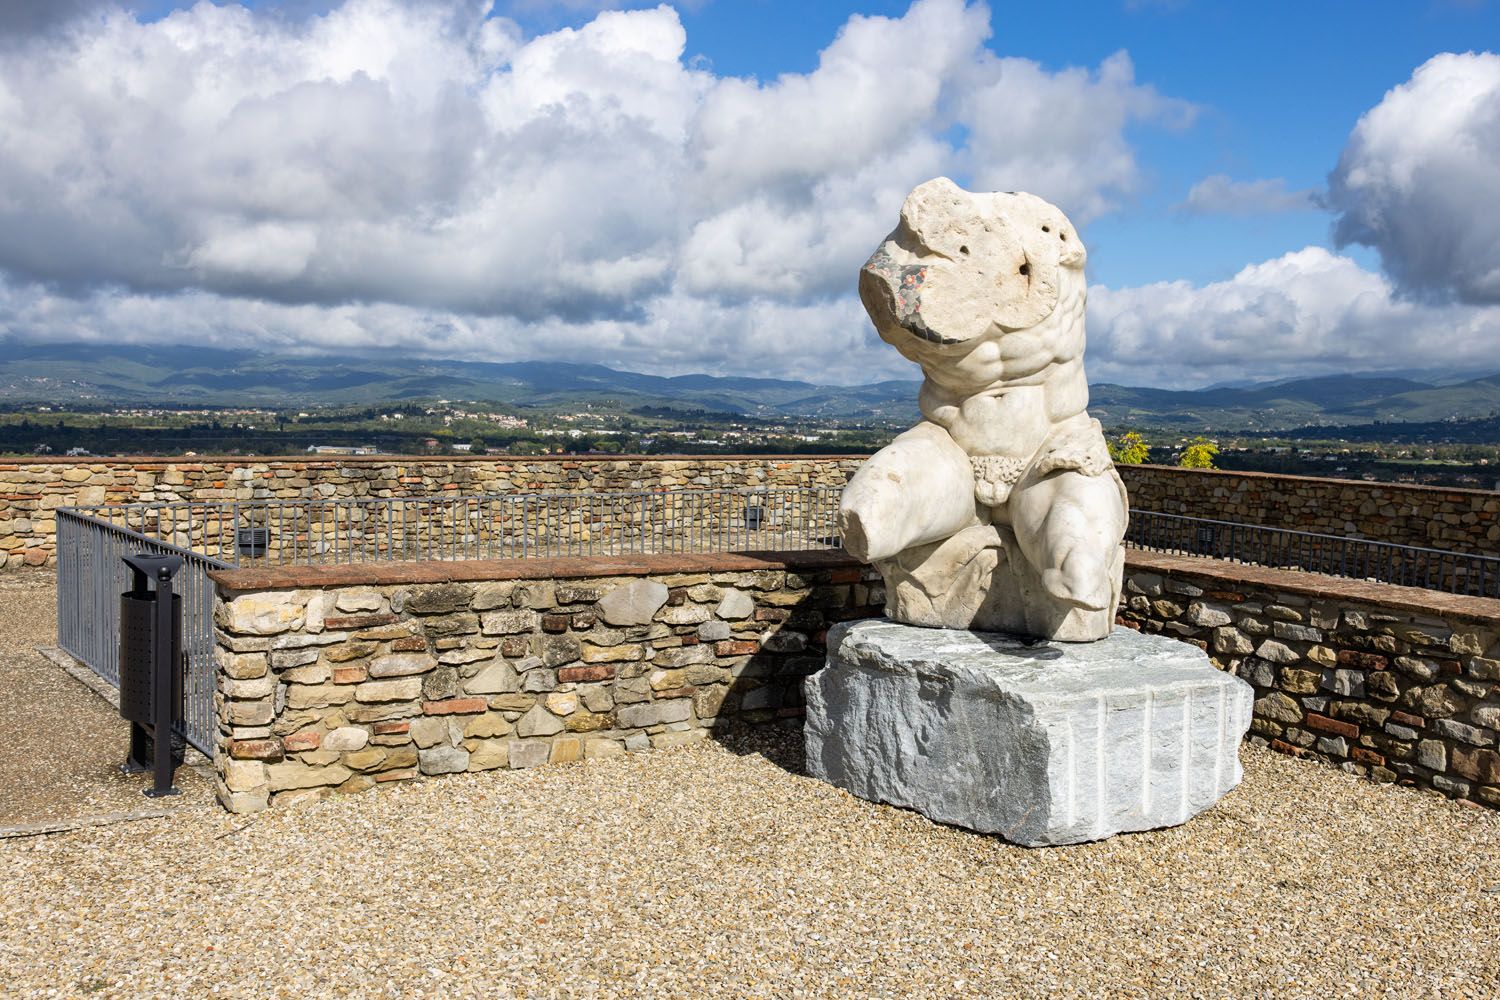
left=804, top=620, right=1254, bottom=846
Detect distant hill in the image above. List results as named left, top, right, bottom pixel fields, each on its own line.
left=0, top=340, right=1496, bottom=432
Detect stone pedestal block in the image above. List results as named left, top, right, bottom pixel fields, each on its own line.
left=804, top=620, right=1253, bottom=846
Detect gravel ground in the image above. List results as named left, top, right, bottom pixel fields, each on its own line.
left=0, top=572, right=210, bottom=827
left=1, top=572, right=1498, bottom=998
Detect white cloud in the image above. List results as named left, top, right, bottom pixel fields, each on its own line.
left=1178, top=174, right=1316, bottom=215
left=1087, top=246, right=1500, bottom=388
left=0, top=0, right=1193, bottom=383
left=1328, top=51, right=1500, bottom=305
left=958, top=50, right=1195, bottom=222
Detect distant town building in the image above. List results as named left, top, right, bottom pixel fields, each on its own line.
left=305, top=445, right=380, bottom=456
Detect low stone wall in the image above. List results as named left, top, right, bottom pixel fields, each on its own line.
left=1120, top=550, right=1500, bottom=808
left=209, top=550, right=880, bottom=812
left=207, top=543, right=1500, bottom=814
left=0, top=454, right=862, bottom=570
left=1119, top=465, right=1500, bottom=554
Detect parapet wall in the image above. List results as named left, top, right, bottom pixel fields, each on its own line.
left=0, top=455, right=862, bottom=570
left=1121, top=550, right=1500, bottom=809
left=210, top=550, right=880, bottom=812
left=207, top=545, right=1500, bottom=814
left=8, top=456, right=1497, bottom=571
left=1119, top=465, right=1500, bottom=555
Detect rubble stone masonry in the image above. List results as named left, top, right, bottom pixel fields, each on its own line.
left=1121, top=465, right=1500, bottom=554
left=209, top=550, right=881, bottom=812
left=1122, top=550, right=1500, bottom=810
left=209, top=545, right=1500, bottom=814
left=0, top=455, right=861, bottom=570
left=6, top=456, right=1497, bottom=570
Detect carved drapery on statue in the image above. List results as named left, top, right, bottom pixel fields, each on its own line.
left=839, top=178, right=1128, bottom=641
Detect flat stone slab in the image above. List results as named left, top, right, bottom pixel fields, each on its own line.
left=804, top=620, right=1254, bottom=846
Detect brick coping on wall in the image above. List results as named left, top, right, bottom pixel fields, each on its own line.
left=209, top=548, right=861, bottom=591
left=211, top=547, right=1500, bottom=626
left=0, top=453, right=867, bottom=467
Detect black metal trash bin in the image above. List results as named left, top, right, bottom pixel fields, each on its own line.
left=119, top=589, right=183, bottom=726
left=118, top=553, right=186, bottom=796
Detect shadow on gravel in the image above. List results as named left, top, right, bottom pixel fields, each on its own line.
left=707, top=579, right=877, bottom=780
left=0, top=573, right=213, bottom=832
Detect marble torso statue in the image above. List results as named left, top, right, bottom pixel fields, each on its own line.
left=839, top=178, right=1127, bottom=641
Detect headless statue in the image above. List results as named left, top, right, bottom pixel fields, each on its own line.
left=840, top=178, right=1128, bottom=641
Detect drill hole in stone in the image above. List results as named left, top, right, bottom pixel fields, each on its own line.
left=1019, top=263, right=1030, bottom=276
left=1041, top=225, right=1050, bottom=232
left=959, top=245, right=970, bottom=255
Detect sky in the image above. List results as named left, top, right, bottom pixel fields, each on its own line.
left=0, top=0, right=1497, bottom=389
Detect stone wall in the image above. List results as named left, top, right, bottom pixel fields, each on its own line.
left=209, top=550, right=880, bottom=812
left=1119, top=465, right=1500, bottom=554
left=1121, top=550, right=1500, bottom=809
left=0, top=455, right=862, bottom=570
left=207, top=542, right=1500, bottom=814
left=13, top=455, right=1498, bottom=570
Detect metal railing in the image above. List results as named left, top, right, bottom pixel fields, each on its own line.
left=55, top=490, right=1495, bottom=759
left=68, top=487, right=844, bottom=567
left=55, top=487, right=843, bottom=757
left=1126, top=509, right=1500, bottom=598
left=56, top=509, right=226, bottom=755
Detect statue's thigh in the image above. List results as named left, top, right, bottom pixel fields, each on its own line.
left=1010, top=470, right=1125, bottom=562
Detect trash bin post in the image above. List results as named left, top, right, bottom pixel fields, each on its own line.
left=119, top=552, right=185, bottom=798
left=147, top=562, right=180, bottom=798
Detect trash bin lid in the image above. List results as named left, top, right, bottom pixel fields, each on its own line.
left=123, top=552, right=184, bottom=580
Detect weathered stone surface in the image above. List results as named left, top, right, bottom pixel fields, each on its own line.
left=716, top=589, right=755, bottom=620
left=1255, top=691, right=1303, bottom=724
left=805, top=620, right=1253, bottom=847
left=542, top=635, right=581, bottom=667
left=266, top=761, right=352, bottom=792
left=223, top=759, right=266, bottom=793
left=508, top=739, right=550, bottom=768
left=598, top=579, right=669, bottom=626
left=410, top=716, right=458, bottom=749
left=1186, top=603, right=1231, bottom=628
left=225, top=593, right=304, bottom=636
left=418, top=745, right=470, bottom=775
left=354, top=677, right=422, bottom=703
left=585, top=738, right=626, bottom=759
left=466, top=739, right=509, bottom=770
left=465, top=661, right=520, bottom=695
left=617, top=699, right=692, bottom=729
left=697, top=620, right=732, bottom=642
left=516, top=703, right=564, bottom=737
left=322, top=726, right=369, bottom=752
left=368, top=653, right=436, bottom=678
left=481, top=609, right=540, bottom=635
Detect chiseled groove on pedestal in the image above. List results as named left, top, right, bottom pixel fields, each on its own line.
left=1214, top=681, right=1227, bottom=801
left=1179, top=686, right=1193, bottom=825
left=1141, top=692, right=1154, bottom=819
left=1063, top=713, right=1076, bottom=830
left=1093, top=692, right=1106, bottom=841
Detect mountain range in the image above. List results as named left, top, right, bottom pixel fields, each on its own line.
left=1, top=341, right=1498, bottom=433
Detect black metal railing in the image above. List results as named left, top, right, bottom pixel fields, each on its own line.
left=56, top=510, right=225, bottom=755
left=1126, top=509, right=1500, bottom=598
left=55, top=487, right=844, bottom=758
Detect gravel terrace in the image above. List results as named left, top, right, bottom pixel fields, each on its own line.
left=0, top=571, right=209, bottom=827
left=1, top=571, right=1497, bottom=999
